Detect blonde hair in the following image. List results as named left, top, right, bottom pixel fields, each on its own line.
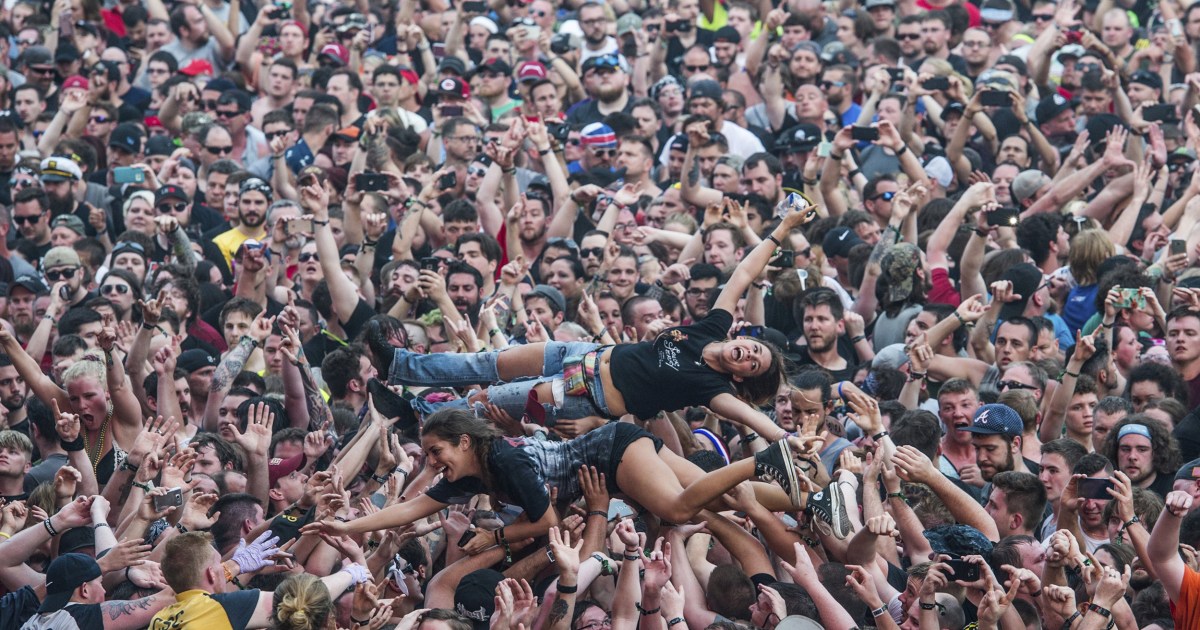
left=161, top=532, right=219, bottom=593
left=1068, top=229, right=1115, bottom=286
left=60, top=350, right=107, bottom=389
left=271, top=574, right=333, bottom=630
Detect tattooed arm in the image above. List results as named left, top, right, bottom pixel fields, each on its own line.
left=98, top=590, right=177, bottom=630
left=679, top=136, right=722, bottom=209
left=202, top=337, right=256, bottom=433
left=296, top=352, right=333, bottom=432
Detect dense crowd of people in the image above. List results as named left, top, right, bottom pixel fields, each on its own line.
left=2, top=0, right=1200, bottom=627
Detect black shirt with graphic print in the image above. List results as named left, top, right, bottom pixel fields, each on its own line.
left=609, top=308, right=737, bottom=419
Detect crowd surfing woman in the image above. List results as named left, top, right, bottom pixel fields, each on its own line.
left=362, top=200, right=813, bottom=444
left=305, top=205, right=855, bottom=544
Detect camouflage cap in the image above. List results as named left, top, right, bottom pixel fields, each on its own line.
left=882, top=242, right=922, bottom=304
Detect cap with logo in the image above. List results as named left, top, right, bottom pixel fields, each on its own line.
left=43, top=247, right=82, bottom=270
left=616, top=13, right=643, bottom=36
left=21, top=46, right=53, bottom=69
left=1035, top=93, right=1073, bottom=125
left=777, top=124, right=821, bottom=153
left=156, top=184, right=190, bottom=204
left=822, top=226, right=864, bottom=259
left=1130, top=70, right=1163, bottom=91
left=688, top=79, right=723, bottom=102
left=109, top=123, right=144, bottom=153
left=455, top=569, right=504, bottom=630
left=178, top=349, right=219, bottom=374
left=40, top=157, right=82, bottom=182
left=269, top=453, right=307, bottom=487
left=320, top=43, right=350, bottom=66
left=61, top=75, right=89, bottom=91
left=437, top=76, right=471, bottom=99
left=39, top=553, right=102, bottom=613
left=9, top=275, right=48, bottom=296
left=516, top=61, right=548, bottom=83
left=997, top=263, right=1043, bottom=321
left=961, top=403, right=1023, bottom=437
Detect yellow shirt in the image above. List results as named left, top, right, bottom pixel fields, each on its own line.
left=211, top=227, right=267, bottom=270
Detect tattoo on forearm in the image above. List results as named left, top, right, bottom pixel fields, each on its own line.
left=209, top=341, right=253, bottom=393
left=102, top=595, right=157, bottom=620
left=548, top=597, right=570, bottom=625
left=687, top=156, right=700, bottom=187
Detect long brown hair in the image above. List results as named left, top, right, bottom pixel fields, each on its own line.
left=422, top=409, right=501, bottom=487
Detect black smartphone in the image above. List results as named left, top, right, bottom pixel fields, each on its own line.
left=457, top=529, right=477, bottom=548
left=980, top=90, right=1013, bottom=107
left=1144, top=104, right=1177, bottom=122
left=267, top=5, right=290, bottom=19
left=665, top=19, right=683, bottom=33
left=621, top=34, right=638, bottom=59
left=441, top=104, right=463, bottom=117
left=945, top=559, right=980, bottom=581
left=462, top=0, right=486, bottom=11
left=885, top=67, right=905, bottom=82
left=851, top=126, right=879, bottom=141
left=355, top=173, right=389, bottom=192
left=1076, top=478, right=1115, bottom=500
left=438, top=171, right=457, bottom=190
left=736, top=325, right=765, bottom=338
left=770, top=249, right=794, bottom=268
left=153, top=487, right=183, bottom=512
left=987, top=206, right=1020, bottom=227
left=1170, top=239, right=1187, bottom=257
left=922, top=77, right=950, bottom=91
left=420, top=257, right=441, bottom=273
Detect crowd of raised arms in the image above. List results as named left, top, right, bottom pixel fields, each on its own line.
left=6, top=0, right=1200, bottom=627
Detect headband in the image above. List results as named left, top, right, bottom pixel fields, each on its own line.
left=1117, top=423, right=1152, bottom=441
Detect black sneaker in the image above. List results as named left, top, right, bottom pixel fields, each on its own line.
left=363, top=320, right=397, bottom=378
left=753, top=440, right=803, bottom=509
left=368, top=379, right=418, bottom=438
left=807, top=482, right=851, bottom=540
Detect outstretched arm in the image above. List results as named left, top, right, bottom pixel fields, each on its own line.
left=1148, top=491, right=1192, bottom=602
left=714, top=203, right=811, bottom=313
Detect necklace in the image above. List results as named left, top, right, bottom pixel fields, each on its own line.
left=82, top=412, right=111, bottom=477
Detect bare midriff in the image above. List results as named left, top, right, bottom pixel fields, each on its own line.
left=597, top=346, right=628, bottom=417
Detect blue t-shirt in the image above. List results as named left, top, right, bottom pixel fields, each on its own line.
left=1062, top=284, right=1100, bottom=333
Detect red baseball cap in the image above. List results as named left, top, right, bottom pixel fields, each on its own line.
left=268, top=453, right=306, bottom=487
left=61, top=75, right=88, bottom=91
left=319, top=43, right=350, bottom=66
left=180, top=59, right=214, bottom=77
left=517, top=61, right=548, bottom=83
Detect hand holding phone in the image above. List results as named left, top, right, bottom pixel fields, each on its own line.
left=851, top=126, right=879, bottom=141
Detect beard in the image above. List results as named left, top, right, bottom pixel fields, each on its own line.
left=805, top=330, right=837, bottom=353
left=596, top=83, right=625, bottom=104
left=48, top=193, right=75, bottom=216
left=520, top=223, right=547, bottom=245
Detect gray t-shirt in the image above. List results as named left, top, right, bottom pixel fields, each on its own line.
left=160, top=38, right=226, bottom=72
left=26, top=453, right=68, bottom=487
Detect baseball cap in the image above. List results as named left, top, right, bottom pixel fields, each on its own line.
left=180, top=59, right=214, bottom=77
left=582, top=54, right=627, bottom=74
left=9, top=275, right=48, bottom=296
left=455, top=569, right=504, bottom=630
left=882, top=243, right=921, bottom=303
left=516, top=61, right=548, bottom=83
left=714, top=25, right=741, bottom=44
left=43, top=246, right=81, bottom=270
left=994, top=54, right=1026, bottom=75
left=865, top=0, right=896, bottom=8
left=178, top=349, right=218, bottom=374
left=688, top=79, right=723, bottom=102
left=1130, top=70, right=1163, bottom=91
left=980, top=0, right=1015, bottom=22
left=436, top=76, right=471, bottom=100
left=332, top=126, right=361, bottom=143
left=269, top=453, right=307, bottom=487
left=54, top=43, right=80, bottom=63
left=526, top=284, right=566, bottom=313
left=777, top=123, right=821, bottom=152
left=320, top=43, right=350, bottom=66
left=1057, top=44, right=1086, bottom=60
left=924, top=155, right=953, bottom=188
left=51, top=214, right=86, bottom=236
left=21, top=45, right=53, bottom=69
left=822, top=226, right=864, bottom=259
left=793, top=41, right=821, bottom=57
left=1011, top=169, right=1051, bottom=205
left=477, top=57, right=512, bottom=76
left=997, top=263, right=1043, bottom=321
left=437, top=56, right=468, bottom=76
left=145, top=135, right=175, bottom=157
left=651, top=75, right=683, bottom=100
left=397, top=67, right=420, bottom=85
left=941, top=101, right=966, bottom=122
left=1174, top=457, right=1200, bottom=481
left=872, top=343, right=910, bottom=371
left=961, top=403, right=1023, bottom=437
left=109, top=123, right=144, bottom=153
left=581, top=122, right=617, bottom=148
left=1035, top=93, right=1073, bottom=125
left=61, top=75, right=88, bottom=91
left=470, top=15, right=499, bottom=34
left=40, top=157, right=82, bottom=182
left=1085, top=113, right=1126, bottom=144
left=616, top=13, right=643, bottom=37
left=156, top=184, right=189, bottom=203
left=39, top=554, right=102, bottom=613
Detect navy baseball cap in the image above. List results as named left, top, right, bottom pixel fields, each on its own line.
left=961, top=403, right=1023, bottom=437
left=39, top=553, right=102, bottom=613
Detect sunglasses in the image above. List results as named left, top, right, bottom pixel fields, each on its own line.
left=215, top=109, right=245, bottom=119
left=684, top=64, right=710, bottom=72
left=820, top=80, right=847, bottom=89
left=589, top=148, right=616, bottom=157
left=101, top=284, right=130, bottom=295
left=998, top=380, right=1039, bottom=391
left=206, top=145, right=234, bottom=155
left=46, top=267, right=78, bottom=281
left=89, top=115, right=110, bottom=124
left=870, top=191, right=897, bottom=201
left=1032, top=13, right=1055, bottom=20
left=897, top=33, right=921, bottom=40
left=265, top=130, right=292, bottom=140
left=685, top=287, right=713, bottom=296
left=467, top=166, right=488, bottom=177
left=16, top=39, right=37, bottom=46
left=299, top=252, right=320, bottom=262
left=580, top=247, right=604, bottom=258
left=28, top=66, right=55, bottom=75
left=12, top=213, right=43, bottom=224
left=158, top=202, right=187, bottom=213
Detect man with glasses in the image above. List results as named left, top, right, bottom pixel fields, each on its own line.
left=578, top=231, right=608, bottom=280
left=215, top=90, right=267, bottom=166
left=12, top=187, right=54, bottom=261
left=437, top=116, right=481, bottom=167
left=862, top=174, right=899, bottom=227
left=960, top=28, right=993, bottom=81
left=895, top=15, right=925, bottom=68
left=41, top=247, right=92, bottom=313
left=249, top=111, right=295, bottom=180
left=576, top=122, right=618, bottom=173
left=820, top=65, right=861, bottom=127
left=577, top=1, right=618, bottom=63
left=920, top=12, right=969, bottom=75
